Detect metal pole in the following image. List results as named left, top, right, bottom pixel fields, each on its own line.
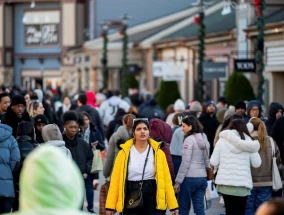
left=121, top=15, right=128, bottom=97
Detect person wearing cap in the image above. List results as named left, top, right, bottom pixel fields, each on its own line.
left=34, top=114, right=48, bottom=144
left=244, top=100, right=263, bottom=123
left=0, top=95, right=32, bottom=137
left=199, top=101, right=219, bottom=155
left=235, top=100, right=247, bottom=120
left=166, top=99, right=185, bottom=128
left=0, top=93, right=11, bottom=115
left=42, top=124, right=71, bottom=158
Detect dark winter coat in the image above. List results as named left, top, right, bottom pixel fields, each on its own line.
left=63, top=134, right=93, bottom=174
left=149, top=118, right=175, bottom=182
left=199, top=113, right=219, bottom=155
left=0, top=107, right=32, bottom=137
left=0, top=124, right=20, bottom=198
left=271, top=116, right=284, bottom=164
left=77, top=105, right=105, bottom=139
left=14, top=135, right=37, bottom=193
left=88, top=123, right=105, bottom=151
left=265, top=102, right=284, bottom=135
left=139, top=99, right=164, bottom=120
left=56, top=104, right=77, bottom=132
left=244, top=100, right=262, bottom=123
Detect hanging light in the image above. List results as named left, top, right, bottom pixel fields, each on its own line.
left=221, top=4, right=232, bottom=16
left=30, top=0, right=35, bottom=8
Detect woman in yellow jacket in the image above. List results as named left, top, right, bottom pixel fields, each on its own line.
left=105, top=118, right=179, bottom=215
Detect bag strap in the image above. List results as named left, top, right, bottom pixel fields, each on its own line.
left=270, top=137, right=275, bottom=158
left=140, top=145, right=151, bottom=190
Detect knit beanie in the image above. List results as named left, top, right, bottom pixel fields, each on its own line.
left=34, top=114, right=48, bottom=126
left=216, top=108, right=227, bottom=123
left=206, top=100, right=215, bottom=108
left=174, top=99, right=185, bottom=111
left=10, top=95, right=26, bottom=107
left=189, top=101, right=202, bottom=112
left=224, top=109, right=235, bottom=120
left=235, top=100, right=246, bottom=111
left=42, top=124, right=63, bottom=142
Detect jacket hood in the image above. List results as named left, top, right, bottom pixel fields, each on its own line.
left=247, top=100, right=262, bottom=117
left=121, top=138, right=161, bottom=152
left=219, top=130, right=260, bottom=153
left=268, top=102, right=284, bottom=123
left=193, top=133, right=208, bottom=150
left=34, top=89, right=44, bottom=102
left=19, top=145, right=84, bottom=211
left=46, top=140, right=66, bottom=148
left=86, top=91, right=98, bottom=108
left=0, top=124, right=12, bottom=141
left=149, top=118, right=172, bottom=143
left=108, top=96, right=122, bottom=106
left=42, top=124, right=63, bottom=142
left=116, top=126, right=131, bottom=141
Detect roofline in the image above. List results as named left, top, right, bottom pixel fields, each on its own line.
left=139, top=1, right=227, bottom=48
left=244, top=21, right=284, bottom=38
left=152, top=30, right=235, bottom=49
left=84, top=6, right=200, bottom=50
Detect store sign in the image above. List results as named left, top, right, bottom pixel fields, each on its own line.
left=203, top=62, right=227, bottom=80
left=23, top=10, right=60, bottom=46
left=234, top=59, right=256, bottom=73
left=152, top=62, right=185, bottom=81
left=25, top=24, right=59, bottom=45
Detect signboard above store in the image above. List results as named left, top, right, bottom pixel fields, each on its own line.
left=234, top=59, right=256, bottom=73
left=153, top=61, right=185, bottom=81
left=203, top=62, right=227, bottom=80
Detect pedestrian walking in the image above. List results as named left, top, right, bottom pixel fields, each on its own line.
left=265, top=102, right=284, bottom=135
left=210, top=119, right=261, bottom=215
left=173, top=115, right=210, bottom=215
left=105, top=118, right=178, bottom=215
left=34, top=114, right=48, bottom=144
left=0, top=124, right=20, bottom=214
left=27, top=100, right=45, bottom=119
left=245, top=117, right=282, bottom=215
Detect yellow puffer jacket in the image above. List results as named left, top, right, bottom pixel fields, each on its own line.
left=105, top=138, right=178, bottom=212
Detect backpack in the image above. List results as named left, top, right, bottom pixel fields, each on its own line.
left=104, top=102, right=119, bottom=126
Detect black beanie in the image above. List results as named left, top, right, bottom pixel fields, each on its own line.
left=10, top=95, right=26, bottom=107
left=34, top=114, right=48, bottom=125
left=235, top=100, right=246, bottom=111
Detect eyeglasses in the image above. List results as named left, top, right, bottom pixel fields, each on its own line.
left=132, top=118, right=149, bottom=126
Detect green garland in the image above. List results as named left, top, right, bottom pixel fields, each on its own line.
left=256, top=0, right=265, bottom=104
left=102, top=35, right=108, bottom=89
left=121, top=30, right=129, bottom=97
left=197, top=12, right=206, bottom=102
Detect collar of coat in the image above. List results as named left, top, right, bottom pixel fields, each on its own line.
left=120, top=138, right=161, bottom=152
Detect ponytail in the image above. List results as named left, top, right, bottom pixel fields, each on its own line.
left=250, top=117, right=268, bottom=151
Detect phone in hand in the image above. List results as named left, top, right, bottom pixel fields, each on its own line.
left=91, top=141, right=99, bottom=148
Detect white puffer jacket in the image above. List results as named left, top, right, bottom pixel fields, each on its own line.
left=210, top=130, right=261, bottom=189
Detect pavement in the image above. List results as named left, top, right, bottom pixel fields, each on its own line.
left=84, top=172, right=226, bottom=215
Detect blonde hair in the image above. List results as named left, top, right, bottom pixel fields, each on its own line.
left=27, top=100, right=41, bottom=118
left=250, top=117, right=268, bottom=151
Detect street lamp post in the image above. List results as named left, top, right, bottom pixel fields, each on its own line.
left=101, top=22, right=109, bottom=89
left=121, top=14, right=129, bottom=97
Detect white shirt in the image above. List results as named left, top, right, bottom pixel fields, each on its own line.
left=128, top=145, right=155, bottom=181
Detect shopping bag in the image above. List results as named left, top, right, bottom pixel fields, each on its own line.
left=99, top=181, right=110, bottom=215
left=204, top=193, right=212, bottom=210
left=91, top=150, right=103, bottom=174
left=270, top=138, right=282, bottom=191
left=207, top=180, right=219, bottom=199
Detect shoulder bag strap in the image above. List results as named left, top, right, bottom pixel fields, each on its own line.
left=270, top=137, right=275, bottom=158
left=140, top=145, right=151, bottom=190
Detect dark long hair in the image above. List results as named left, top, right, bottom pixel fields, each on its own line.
left=182, top=115, right=203, bottom=137
left=221, top=114, right=243, bottom=131
left=228, top=119, right=253, bottom=140
left=17, top=121, right=35, bottom=140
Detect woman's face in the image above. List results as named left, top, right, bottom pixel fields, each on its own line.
left=181, top=122, right=192, bottom=135
left=63, top=97, right=71, bottom=106
left=65, top=121, right=79, bottom=138
left=133, top=122, right=149, bottom=141
left=83, top=115, right=90, bottom=129
left=35, top=102, right=45, bottom=116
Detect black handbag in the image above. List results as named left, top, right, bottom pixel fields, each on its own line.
left=124, top=146, right=151, bottom=209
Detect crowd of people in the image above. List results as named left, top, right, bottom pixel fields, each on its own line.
left=0, top=86, right=284, bottom=215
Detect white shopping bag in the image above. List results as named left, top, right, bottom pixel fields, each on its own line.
left=207, top=180, right=219, bottom=199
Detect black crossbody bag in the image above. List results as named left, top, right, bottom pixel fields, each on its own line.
left=124, top=146, right=151, bottom=209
